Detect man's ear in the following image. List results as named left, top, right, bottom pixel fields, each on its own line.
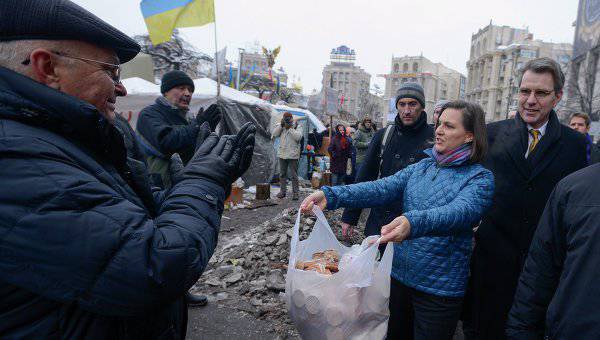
left=553, top=90, right=563, bottom=107
left=28, top=49, right=61, bottom=89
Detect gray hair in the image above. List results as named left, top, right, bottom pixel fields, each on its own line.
left=518, top=57, right=565, bottom=93
left=0, top=40, right=75, bottom=74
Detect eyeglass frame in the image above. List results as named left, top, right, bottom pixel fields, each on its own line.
left=21, top=50, right=121, bottom=84
left=518, top=88, right=555, bottom=101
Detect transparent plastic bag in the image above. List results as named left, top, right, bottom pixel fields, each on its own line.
left=285, top=206, right=394, bottom=339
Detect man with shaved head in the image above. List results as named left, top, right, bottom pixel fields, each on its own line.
left=0, top=0, right=255, bottom=338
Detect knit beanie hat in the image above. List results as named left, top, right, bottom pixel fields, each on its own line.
left=161, top=70, right=195, bottom=94
left=395, top=82, right=425, bottom=108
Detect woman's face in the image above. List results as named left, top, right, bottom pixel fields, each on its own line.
left=434, top=108, right=473, bottom=154
left=337, top=126, right=345, bottom=134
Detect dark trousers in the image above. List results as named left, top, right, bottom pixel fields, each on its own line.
left=278, top=158, right=299, bottom=194
left=387, top=278, right=463, bottom=340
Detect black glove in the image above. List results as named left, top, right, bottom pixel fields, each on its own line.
left=232, top=122, right=256, bottom=179
left=196, top=104, right=222, bottom=131
left=181, top=122, right=256, bottom=191
left=170, top=122, right=212, bottom=186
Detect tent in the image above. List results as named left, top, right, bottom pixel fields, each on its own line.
left=116, top=77, right=326, bottom=185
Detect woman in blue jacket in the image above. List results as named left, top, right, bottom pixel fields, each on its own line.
left=301, top=100, right=494, bottom=339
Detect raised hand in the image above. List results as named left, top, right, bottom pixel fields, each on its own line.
left=196, top=104, right=222, bottom=131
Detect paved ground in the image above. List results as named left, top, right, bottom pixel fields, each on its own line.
left=187, top=303, right=279, bottom=340
left=186, top=192, right=306, bottom=340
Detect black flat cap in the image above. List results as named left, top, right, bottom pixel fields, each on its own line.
left=0, top=0, right=140, bottom=63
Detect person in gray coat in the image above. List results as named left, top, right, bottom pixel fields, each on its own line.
left=353, top=116, right=376, bottom=167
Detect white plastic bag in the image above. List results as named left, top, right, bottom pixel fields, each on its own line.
left=285, top=206, right=394, bottom=339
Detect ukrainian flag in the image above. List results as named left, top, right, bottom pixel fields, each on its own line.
left=141, top=0, right=215, bottom=45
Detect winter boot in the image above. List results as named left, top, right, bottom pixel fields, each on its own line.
left=277, top=178, right=287, bottom=199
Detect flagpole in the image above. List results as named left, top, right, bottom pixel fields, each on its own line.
left=212, top=1, right=220, bottom=97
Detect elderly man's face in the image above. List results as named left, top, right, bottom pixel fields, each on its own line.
left=164, top=85, right=194, bottom=110
left=52, top=42, right=125, bottom=122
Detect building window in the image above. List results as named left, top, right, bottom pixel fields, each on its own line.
left=520, top=50, right=537, bottom=58
left=413, top=63, right=419, bottom=72
left=403, top=63, right=408, bottom=72
left=394, top=63, right=399, bottom=73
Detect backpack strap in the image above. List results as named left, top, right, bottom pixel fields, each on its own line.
left=378, top=124, right=394, bottom=178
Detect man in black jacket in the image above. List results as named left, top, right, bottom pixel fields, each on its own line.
left=463, top=57, right=587, bottom=339
left=340, top=82, right=433, bottom=239
left=136, top=70, right=222, bottom=188
left=0, top=1, right=255, bottom=338
left=506, top=164, right=600, bottom=339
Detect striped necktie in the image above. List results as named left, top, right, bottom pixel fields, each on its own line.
left=528, top=129, right=541, bottom=156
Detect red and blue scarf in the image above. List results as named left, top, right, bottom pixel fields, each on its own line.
left=431, top=143, right=472, bottom=167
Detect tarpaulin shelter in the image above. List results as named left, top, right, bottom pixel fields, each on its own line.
left=117, top=77, right=275, bottom=186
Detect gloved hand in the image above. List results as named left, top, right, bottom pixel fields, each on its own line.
left=170, top=122, right=212, bottom=186
left=231, top=122, right=256, bottom=179
left=196, top=104, right=222, bottom=131
left=181, top=122, right=256, bottom=191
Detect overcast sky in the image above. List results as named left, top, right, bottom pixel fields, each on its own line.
left=73, top=0, right=579, bottom=94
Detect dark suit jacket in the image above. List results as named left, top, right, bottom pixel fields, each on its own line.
left=465, top=111, right=587, bottom=339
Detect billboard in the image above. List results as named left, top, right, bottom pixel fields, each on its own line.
left=573, top=0, right=600, bottom=59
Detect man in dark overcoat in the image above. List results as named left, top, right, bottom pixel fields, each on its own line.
left=0, top=0, right=255, bottom=338
left=463, top=57, right=588, bottom=339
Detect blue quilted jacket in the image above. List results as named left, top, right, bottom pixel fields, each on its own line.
left=323, top=149, right=494, bottom=297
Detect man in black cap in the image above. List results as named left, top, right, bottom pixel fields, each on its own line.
left=0, top=0, right=256, bottom=338
left=137, top=70, right=222, bottom=189
left=339, top=82, right=433, bottom=245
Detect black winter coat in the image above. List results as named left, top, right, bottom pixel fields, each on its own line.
left=0, top=67, right=224, bottom=339
left=341, top=112, right=433, bottom=236
left=507, top=164, right=600, bottom=340
left=464, top=112, right=587, bottom=339
left=136, top=99, right=200, bottom=188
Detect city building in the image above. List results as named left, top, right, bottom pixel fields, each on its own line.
left=465, top=22, right=572, bottom=122
left=321, top=45, right=372, bottom=117
left=239, top=51, right=288, bottom=86
left=563, top=0, right=600, bottom=128
left=379, top=55, right=466, bottom=123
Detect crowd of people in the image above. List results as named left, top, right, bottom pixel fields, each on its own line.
left=1, top=1, right=600, bottom=339
left=302, top=58, right=600, bottom=339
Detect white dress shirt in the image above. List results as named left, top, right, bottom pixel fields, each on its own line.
left=524, top=120, right=549, bottom=158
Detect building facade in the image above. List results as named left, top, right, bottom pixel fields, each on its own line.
left=465, top=23, right=573, bottom=122
left=321, top=45, right=372, bottom=117
left=380, top=55, right=466, bottom=122
left=564, top=0, right=600, bottom=124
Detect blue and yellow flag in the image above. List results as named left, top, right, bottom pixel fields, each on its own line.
left=140, top=0, right=215, bottom=45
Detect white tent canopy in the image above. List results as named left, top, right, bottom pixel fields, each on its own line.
left=272, top=104, right=326, bottom=133
left=121, top=77, right=160, bottom=95
left=118, top=77, right=325, bottom=132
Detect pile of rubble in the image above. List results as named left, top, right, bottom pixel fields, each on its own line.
left=192, top=206, right=364, bottom=337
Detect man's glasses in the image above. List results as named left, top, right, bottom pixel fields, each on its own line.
left=518, top=88, right=554, bottom=101
left=22, top=50, right=121, bottom=84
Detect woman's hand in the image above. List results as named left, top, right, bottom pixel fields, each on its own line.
left=300, top=190, right=327, bottom=214
left=379, top=216, right=411, bottom=243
